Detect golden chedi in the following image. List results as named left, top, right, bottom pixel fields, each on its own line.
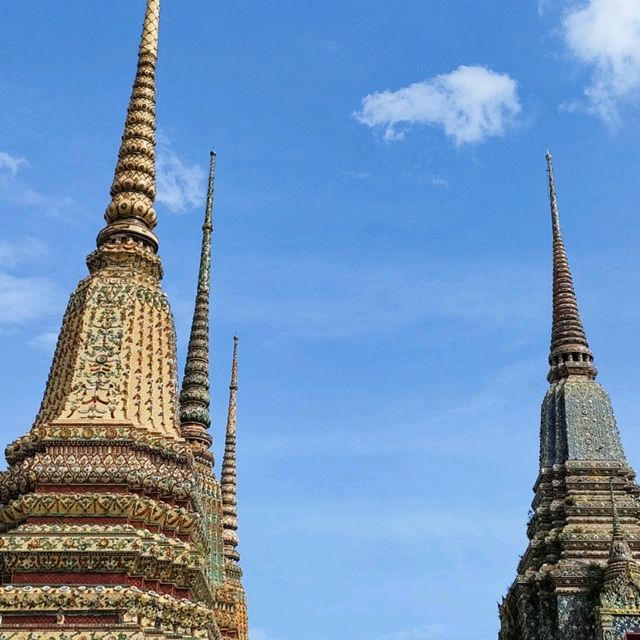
left=0, top=2, right=248, bottom=638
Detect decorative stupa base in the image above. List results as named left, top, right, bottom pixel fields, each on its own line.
left=500, top=575, right=640, bottom=640
left=500, top=462, right=640, bottom=640
left=0, top=585, right=219, bottom=639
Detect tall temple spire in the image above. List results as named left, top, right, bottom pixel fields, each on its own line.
left=499, top=152, right=635, bottom=640
left=221, top=336, right=241, bottom=567
left=546, top=150, right=597, bottom=383
left=98, top=0, right=161, bottom=251
left=180, top=151, right=216, bottom=453
left=0, top=5, right=250, bottom=637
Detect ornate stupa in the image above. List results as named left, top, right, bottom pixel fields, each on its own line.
left=0, top=2, right=248, bottom=638
left=498, top=153, right=640, bottom=639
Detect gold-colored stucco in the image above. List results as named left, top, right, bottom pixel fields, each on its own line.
left=0, top=2, right=249, bottom=639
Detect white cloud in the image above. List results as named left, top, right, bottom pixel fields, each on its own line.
left=354, top=65, right=521, bottom=144
left=0, top=237, right=48, bottom=268
left=538, top=0, right=551, bottom=15
left=343, top=170, right=371, bottom=180
left=6, top=186, right=75, bottom=215
left=0, top=150, right=76, bottom=218
left=28, top=331, right=59, bottom=353
left=430, top=175, right=449, bottom=188
left=0, top=151, right=26, bottom=177
left=0, top=273, right=62, bottom=326
left=156, top=144, right=206, bottom=213
left=0, top=235, right=63, bottom=344
left=562, top=0, right=640, bottom=123
left=216, top=253, right=544, bottom=340
left=251, top=628, right=275, bottom=640
left=273, top=499, right=522, bottom=543
left=247, top=358, right=539, bottom=461
left=377, top=625, right=450, bottom=640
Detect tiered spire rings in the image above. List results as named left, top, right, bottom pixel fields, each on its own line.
left=180, top=152, right=217, bottom=453
left=546, top=150, right=597, bottom=383
left=222, top=336, right=241, bottom=565
left=98, top=0, right=161, bottom=251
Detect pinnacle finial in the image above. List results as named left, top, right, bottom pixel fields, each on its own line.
left=545, top=150, right=597, bottom=383
left=203, top=151, right=215, bottom=233
left=98, top=0, right=161, bottom=251
left=607, top=479, right=634, bottom=567
left=179, top=152, right=217, bottom=453
left=221, top=336, right=241, bottom=567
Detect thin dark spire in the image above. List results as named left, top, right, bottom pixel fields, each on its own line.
left=221, top=336, right=241, bottom=566
left=98, top=0, right=161, bottom=252
left=179, top=152, right=216, bottom=453
left=546, top=150, right=597, bottom=383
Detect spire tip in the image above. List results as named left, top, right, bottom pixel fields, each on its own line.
left=545, top=152, right=596, bottom=383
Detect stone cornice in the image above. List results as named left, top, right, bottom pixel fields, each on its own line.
left=0, top=584, right=218, bottom=633
left=6, top=428, right=194, bottom=467
left=0, top=492, right=203, bottom=541
left=0, top=447, right=198, bottom=504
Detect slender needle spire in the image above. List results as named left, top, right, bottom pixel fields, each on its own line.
left=545, top=150, right=597, bottom=383
left=180, top=152, right=216, bottom=452
left=98, top=0, right=161, bottom=251
left=221, top=336, right=241, bottom=566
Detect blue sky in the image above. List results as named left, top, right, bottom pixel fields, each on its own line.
left=3, top=0, right=640, bottom=638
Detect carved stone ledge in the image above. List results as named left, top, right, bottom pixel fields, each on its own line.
left=0, top=584, right=219, bottom=638
left=0, top=493, right=205, bottom=543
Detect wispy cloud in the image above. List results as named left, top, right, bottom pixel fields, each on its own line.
left=429, top=175, right=449, bottom=188
left=28, top=331, right=59, bottom=353
left=156, top=136, right=206, bottom=213
left=248, top=358, right=540, bottom=461
left=537, top=0, right=551, bottom=15
left=0, top=237, right=48, bottom=268
left=0, top=235, right=62, bottom=328
left=354, top=65, right=522, bottom=144
left=562, top=0, right=640, bottom=123
left=0, top=273, right=62, bottom=326
left=218, top=254, right=545, bottom=340
left=0, top=151, right=26, bottom=177
left=376, top=625, right=450, bottom=640
left=343, top=170, right=371, bottom=180
left=259, top=394, right=531, bottom=565
left=0, top=149, right=75, bottom=217
left=251, top=628, right=276, bottom=640
left=274, top=501, right=522, bottom=542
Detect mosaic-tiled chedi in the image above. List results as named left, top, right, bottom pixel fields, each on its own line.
left=498, top=153, right=640, bottom=640
left=0, top=2, right=249, bottom=638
